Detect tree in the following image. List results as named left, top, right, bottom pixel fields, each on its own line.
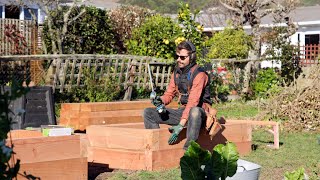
left=109, top=5, right=154, bottom=53
left=126, top=14, right=183, bottom=60
left=218, top=0, right=299, bottom=93
left=15, top=0, right=87, bottom=84
left=206, top=24, right=252, bottom=59
left=42, top=5, right=116, bottom=54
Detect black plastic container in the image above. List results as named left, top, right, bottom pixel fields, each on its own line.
left=7, top=86, right=56, bottom=129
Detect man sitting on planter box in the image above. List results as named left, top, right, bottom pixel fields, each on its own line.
left=143, top=40, right=214, bottom=150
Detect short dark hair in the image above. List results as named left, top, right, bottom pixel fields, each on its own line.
left=176, top=41, right=196, bottom=54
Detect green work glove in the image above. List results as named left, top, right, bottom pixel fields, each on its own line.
left=168, top=124, right=183, bottom=145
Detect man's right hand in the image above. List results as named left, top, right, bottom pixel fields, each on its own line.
left=152, top=96, right=163, bottom=107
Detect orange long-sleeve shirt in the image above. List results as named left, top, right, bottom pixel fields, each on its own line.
left=160, top=71, right=209, bottom=121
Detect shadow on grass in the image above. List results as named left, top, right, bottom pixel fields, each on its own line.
left=251, top=140, right=284, bottom=151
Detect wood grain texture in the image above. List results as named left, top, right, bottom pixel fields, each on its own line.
left=8, top=133, right=88, bottom=179
left=18, top=158, right=87, bottom=180
left=87, top=122, right=252, bottom=171
left=59, top=100, right=179, bottom=131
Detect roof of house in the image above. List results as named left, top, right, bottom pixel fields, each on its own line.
left=197, top=5, right=320, bottom=31
left=0, top=0, right=122, bottom=10
left=262, top=5, right=320, bottom=24
left=81, top=0, right=121, bottom=10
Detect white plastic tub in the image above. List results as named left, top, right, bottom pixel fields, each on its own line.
left=226, top=159, right=261, bottom=180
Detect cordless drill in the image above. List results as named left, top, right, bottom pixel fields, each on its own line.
left=150, top=91, right=166, bottom=114
left=148, top=62, right=166, bottom=114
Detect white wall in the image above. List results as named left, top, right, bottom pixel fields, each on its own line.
left=1, top=6, right=4, bottom=18
left=290, top=26, right=320, bottom=46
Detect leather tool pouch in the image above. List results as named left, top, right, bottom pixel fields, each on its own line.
left=203, top=103, right=222, bottom=140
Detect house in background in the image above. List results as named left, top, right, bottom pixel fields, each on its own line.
left=0, top=0, right=48, bottom=55
left=198, top=6, right=320, bottom=66
left=0, top=0, right=121, bottom=23
left=0, top=0, right=45, bottom=24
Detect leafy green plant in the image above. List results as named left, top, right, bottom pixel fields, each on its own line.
left=43, top=6, right=117, bottom=54
left=180, top=141, right=239, bottom=180
left=252, top=68, right=280, bottom=99
left=217, top=85, right=230, bottom=95
left=206, top=24, right=252, bottom=59
left=209, top=69, right=224, bottom=101
left=126, top=14, right=183, bottom=61
left=72, top=67, right=121, bottom=102
left=284, top=167, right=305, bottom=180
left=54, top=67, right=122, bottom=119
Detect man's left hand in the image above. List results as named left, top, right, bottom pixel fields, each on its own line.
left=168, top=124, right=183, bottom=144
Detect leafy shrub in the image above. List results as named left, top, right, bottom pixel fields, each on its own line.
left=252, top=68, right=280, bottom=98
left=109, top=6, right=154, bottom=53
left=206, top=25, right=252, bottom=59
left=54, top=68, right=122, bottom=118
left=71, top=67, right=121, bottom=102
left=209, top=69, right=230, bottom=102
left=43, top=6, right=117, bottom=54
left=126, top=14, right=183, bottom=61
left=263, top=26, right=301, bottom=85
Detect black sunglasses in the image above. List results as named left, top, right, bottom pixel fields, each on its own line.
left=175, top=54, right=189, bottom=60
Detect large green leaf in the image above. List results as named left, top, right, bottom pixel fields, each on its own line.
left=284, top=167, right=305, bottom=180
left=180, top=141, right=211, bottom=180
left=184, top=141, right=212, bottom=163
left=208, top=144, right=225, bottom=179
left=213, top=142, right=239, bottom=180
left=180, top=156, right=205, bottom=180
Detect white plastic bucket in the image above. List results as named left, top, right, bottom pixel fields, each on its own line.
left=226, top=159, right=261, bottom=180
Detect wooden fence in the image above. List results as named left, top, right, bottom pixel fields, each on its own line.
left=3, top=53, right=317, bottom=100
left=0, top=54, right=174, bottom=100
left=0, top=18, right=37, bottom=55
left=298, top=44, right=320, bottom=66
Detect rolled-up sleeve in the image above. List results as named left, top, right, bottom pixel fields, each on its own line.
left=160, top=73, right=176, bottom=105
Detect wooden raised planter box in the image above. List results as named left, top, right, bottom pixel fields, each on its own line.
left=8, top=130, right=87, bottom=180
left=59, top=100, right=179, bottom=131
left=86, top=121, right=252, bottom=171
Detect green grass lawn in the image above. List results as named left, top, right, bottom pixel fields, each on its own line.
left=102, top=101, right=320, bottom=180
left=243, top=130, right=320, bottom=180
left=213, top=101, right=260, bottom=119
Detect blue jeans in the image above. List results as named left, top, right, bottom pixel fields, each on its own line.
left=143, top=107, right=206, bottom=150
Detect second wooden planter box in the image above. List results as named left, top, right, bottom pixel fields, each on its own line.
left=86, top=121, right=252, bottom=171
left=9, top=130, right=87, bottom=180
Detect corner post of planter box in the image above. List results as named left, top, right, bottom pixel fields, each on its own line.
left=265, top=122, right=280, bottom=149
left=248, top=120, right=280, bottom=149
left=227, top=120, right=280, bottom=150
left=273, top=123, right=280, bottom=149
